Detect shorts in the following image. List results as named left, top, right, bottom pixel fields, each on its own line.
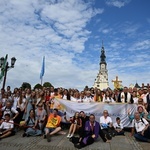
left=44, top=127, right=56, bottom=133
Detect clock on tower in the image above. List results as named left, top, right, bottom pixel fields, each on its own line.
left=101, top=64, right=105, bottom=69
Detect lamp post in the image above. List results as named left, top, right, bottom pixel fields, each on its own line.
left=0, top=54, right=16, bottom=89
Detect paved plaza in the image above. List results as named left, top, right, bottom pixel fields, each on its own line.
left=0, top=130, right=149, bottom=150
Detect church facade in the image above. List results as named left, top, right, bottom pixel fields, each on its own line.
left=93, top=45, right=109, bottom=90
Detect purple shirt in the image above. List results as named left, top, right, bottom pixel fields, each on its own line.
left=83, top=120, right=100, bottom=144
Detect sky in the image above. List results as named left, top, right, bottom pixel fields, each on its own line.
left=0, top=0, right=150, bottom=91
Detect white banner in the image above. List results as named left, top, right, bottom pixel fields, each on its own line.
left=54, top=99, right=138, bottom=127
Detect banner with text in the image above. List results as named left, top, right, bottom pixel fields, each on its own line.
left=54, top=99, right=138, bottom=127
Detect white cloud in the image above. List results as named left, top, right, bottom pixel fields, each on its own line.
left=0, top=0, right=104, bottom=90
left=130, top=39, right=150, bottom=51
left=108, top=41, right=126, bottom=50
left=102, top=28, right=112, bottom=34
left=122, top=25, right=140, bottom=36
left=105, top=0, right=131, bottom=8
left=0, top=0, right=149, bottom=92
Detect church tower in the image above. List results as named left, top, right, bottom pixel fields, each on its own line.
left=93, top=43, right=109, bottom=90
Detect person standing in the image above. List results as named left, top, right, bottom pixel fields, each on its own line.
left=118, top=87, right=133, bottom=103
left=35, top=103, right=47, bottom=133
left=146, top=88, right=150, bottom=113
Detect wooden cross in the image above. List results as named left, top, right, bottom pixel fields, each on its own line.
left=112, top=76, right=122, bottom=89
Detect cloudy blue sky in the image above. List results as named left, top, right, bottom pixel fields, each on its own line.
left=0, top=0, right=150, bottom=90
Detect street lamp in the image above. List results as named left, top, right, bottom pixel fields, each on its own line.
left=11, top=57, right=17, bottom=67
left=0, top=54, right=16, bottom=89
left=0, top=57, right=4, bottom=67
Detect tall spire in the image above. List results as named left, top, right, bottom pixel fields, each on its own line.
left=93, top=42, right=109, bottom=90
left=100, top=42, right=106, bottom=63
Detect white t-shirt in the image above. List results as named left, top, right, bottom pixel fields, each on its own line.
left=1, top=106, right=18, bottom=119
left=113, top=122, right=124, bottom=129
left=131, top=118, right=149, bottom=133
left=0, top=120, right=14, bottom=129
left=1, top=98, right=7, bottom=106
left=62, top=95, right=67, bottom=100
left=142, top=93, right=148, bottom=103
left=83, top=96, right=94, bottom=103
left=13, top=96, right=20, bottom=109
left=102, top=95, right=115, bottom=103
left=18, top=98, right=27, bottom=110
left=133, top=97, right=138, bottom=104
left=70, top=96, right=77, bottom=102
left=100, top=116, right=112, bottom=129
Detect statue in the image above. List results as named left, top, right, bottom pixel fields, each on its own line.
left=112, top=76, right=122, bottom=89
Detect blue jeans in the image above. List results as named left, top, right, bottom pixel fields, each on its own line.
left=134, top=133, right=149, bottom=142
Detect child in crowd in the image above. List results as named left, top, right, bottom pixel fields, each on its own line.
left=113, top=117, right=124, bottom=135
left=0, top=113, right=15, bottom=140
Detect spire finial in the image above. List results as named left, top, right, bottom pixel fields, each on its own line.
left=102, top=40, right=104, bottom=47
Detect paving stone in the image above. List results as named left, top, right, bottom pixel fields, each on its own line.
left=0, top=130, right=149, bottom=150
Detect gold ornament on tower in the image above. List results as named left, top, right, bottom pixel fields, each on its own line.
left=112, top=76, right=122, bottom=89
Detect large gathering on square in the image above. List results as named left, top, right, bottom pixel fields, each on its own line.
left=0, top=84, right=150, bottom=149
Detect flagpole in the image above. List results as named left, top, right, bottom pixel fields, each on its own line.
left=41, top=76, right=43, bottom=86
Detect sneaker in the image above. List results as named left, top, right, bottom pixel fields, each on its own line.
left=46, top=133, right=51, bottom=142
left=70, top=134, right=74, bottom=138
left=67, top=134, right=71, bottom=138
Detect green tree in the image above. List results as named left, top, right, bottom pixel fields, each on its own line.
left=43, top=82, right=53, bottom=88
left=34, top=83, right=42, bottom=90
left=21, top=82, right=31, bottom=90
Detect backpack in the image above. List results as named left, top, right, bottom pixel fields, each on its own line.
left=133, top=117, right=145, bottom=125
left=2, top=107, right=14, bottom=119
left=133, top=117, right=146, bottom=133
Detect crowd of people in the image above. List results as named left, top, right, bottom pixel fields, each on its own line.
left=0, top=85, right=150, bottom=148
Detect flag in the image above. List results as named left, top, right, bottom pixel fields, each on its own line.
left=40, top=56, right=45, bottom=80
left=0, top=54, right=8, bottom=82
